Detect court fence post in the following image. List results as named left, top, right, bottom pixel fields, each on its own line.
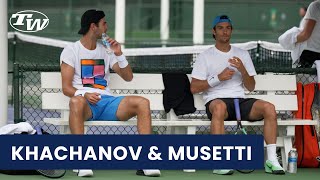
left=13, top=63, right=22, bottom=123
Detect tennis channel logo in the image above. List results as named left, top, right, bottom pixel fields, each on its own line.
left=9, top=10, right=49, bottom=32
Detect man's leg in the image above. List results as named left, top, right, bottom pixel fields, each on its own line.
left=116, top=96, right=151, bottom=134
left=208, top=99, right=233, bottom=175
left=208, top=99, right=228, bottom=134
left=116, top=96, right=160, bottom=177
left=248, top=100, right=285, bottom=174
left=69, top=96, right=94, bottom=177
left=69, top=96, right=92, bottom=134
left=248, top=100, right=277, bottom=145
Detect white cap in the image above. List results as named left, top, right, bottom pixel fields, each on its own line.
left=291, top=148, right=297, bottom=151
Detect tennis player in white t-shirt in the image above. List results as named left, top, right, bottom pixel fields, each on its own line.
left=190, top=15, right=285, bottom=175
left=60, top=9, right=160, bottom=178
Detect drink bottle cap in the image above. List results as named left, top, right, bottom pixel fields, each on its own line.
left=291, top=148, right=297, bottom=151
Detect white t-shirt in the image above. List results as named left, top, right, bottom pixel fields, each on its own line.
left=191, top=46, right=257, bottom=104
left=299, top=17, right=307, bottom=29
left=60, top=40, right=118, bottom=96
left=304, top=0, right=320, bottom=53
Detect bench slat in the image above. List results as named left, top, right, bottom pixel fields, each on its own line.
left=253, top=74, right=297, bottom=91
left=41, top=72, right=61, bottom=89
left=43, top=73, right=296, bottom=91
left=110, top=74, right=164, bottom=90
left=43, top=118, right=317, bottom=126
left=41, top=73, right=164, bottom=90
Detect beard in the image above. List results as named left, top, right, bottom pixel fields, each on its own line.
left=218, top=36, right=230, bottom=43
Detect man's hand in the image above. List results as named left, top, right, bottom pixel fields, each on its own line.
left=84, top=92, right=101, bottom=104
left=218, top=67, right=235, bottom=81
left=228, top=56, right=246, bottom=74
left=229, top=56, right=255, bottom=91
left=107, top=37, right=122, bottom=56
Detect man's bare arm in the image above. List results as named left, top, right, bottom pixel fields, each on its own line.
left=229, top=57, right=255, bottom=91
left=107, top=37, right=133, bottom=82
left=112, top=62, right=133, bottom=82
left=61, top=62, right=77, bottom=97
left=190, top=78, right=210, bottom=94
left=241, top=70, right=255, bottom=92
left=296, top=19, right=316, bottom=43
left=190, top=68, right=235, bottom=94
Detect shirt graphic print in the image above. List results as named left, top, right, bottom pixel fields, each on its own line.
left=81, top=59, right=107, bottom=90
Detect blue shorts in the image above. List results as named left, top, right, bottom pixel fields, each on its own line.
left=88, top=95, right=125, bottom=121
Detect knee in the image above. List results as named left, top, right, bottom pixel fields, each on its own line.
left=69, top=96, right=87, bottom=110
left=263, top=102, right=276, bottom=117
left=211, top=102, right=227, bottom=118
left=136, top=97, right=150, bottom=110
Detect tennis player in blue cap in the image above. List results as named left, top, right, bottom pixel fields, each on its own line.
left=190, top=15, right=285, bottom=175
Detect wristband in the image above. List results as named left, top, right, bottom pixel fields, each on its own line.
left=116, top=54, right=129, bottom=68
left=207, top=75, right=220, bottom=87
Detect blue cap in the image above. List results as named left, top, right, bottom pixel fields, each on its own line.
left=212, top=15, right=232, bottom=28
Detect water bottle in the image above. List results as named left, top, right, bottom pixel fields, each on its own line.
left=101, top=33, right=113, bottom=54
left=287, top=148, right=297, bottom=173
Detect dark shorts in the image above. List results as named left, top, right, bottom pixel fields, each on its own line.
left=205, top=98, right=259, bottom=121
left=298, top=50, right=320, bottom=68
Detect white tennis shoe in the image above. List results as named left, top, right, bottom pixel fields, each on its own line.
left=136, top=169, right=161, bottom=177
left=212, top=169, right=234, bottom=175
left=73, top=169, right=94, bottom=177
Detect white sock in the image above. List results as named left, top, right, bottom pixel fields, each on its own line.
left=266, top=144, right=278, bottom=162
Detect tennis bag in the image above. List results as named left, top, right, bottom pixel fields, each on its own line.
left=294, top=82, right=320, bottom=168
left=0, top=128, right=50, bottom=175
left=0, top=170, right=39, bottom=175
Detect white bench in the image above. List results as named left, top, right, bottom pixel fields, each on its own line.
left=41, top=72, right=318, bottom=170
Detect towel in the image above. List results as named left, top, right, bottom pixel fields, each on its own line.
left=162, top=73, right=196, bottom=116
left=314, top=60, right=320, bottom=82
left=0, top=122, right=36, bottom=135
left=278, top=27, right=307, bottom=65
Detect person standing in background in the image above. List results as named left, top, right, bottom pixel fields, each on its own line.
left=296, top=0, right=320, bottom=68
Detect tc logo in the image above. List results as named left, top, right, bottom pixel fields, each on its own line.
left=9, top=10, right=49, bottom=32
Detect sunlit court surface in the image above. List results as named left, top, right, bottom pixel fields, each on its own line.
left=2, top=0, right=320, bottom=179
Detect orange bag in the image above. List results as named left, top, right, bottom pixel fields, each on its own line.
left=294, top=82, right=320, bottom=168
